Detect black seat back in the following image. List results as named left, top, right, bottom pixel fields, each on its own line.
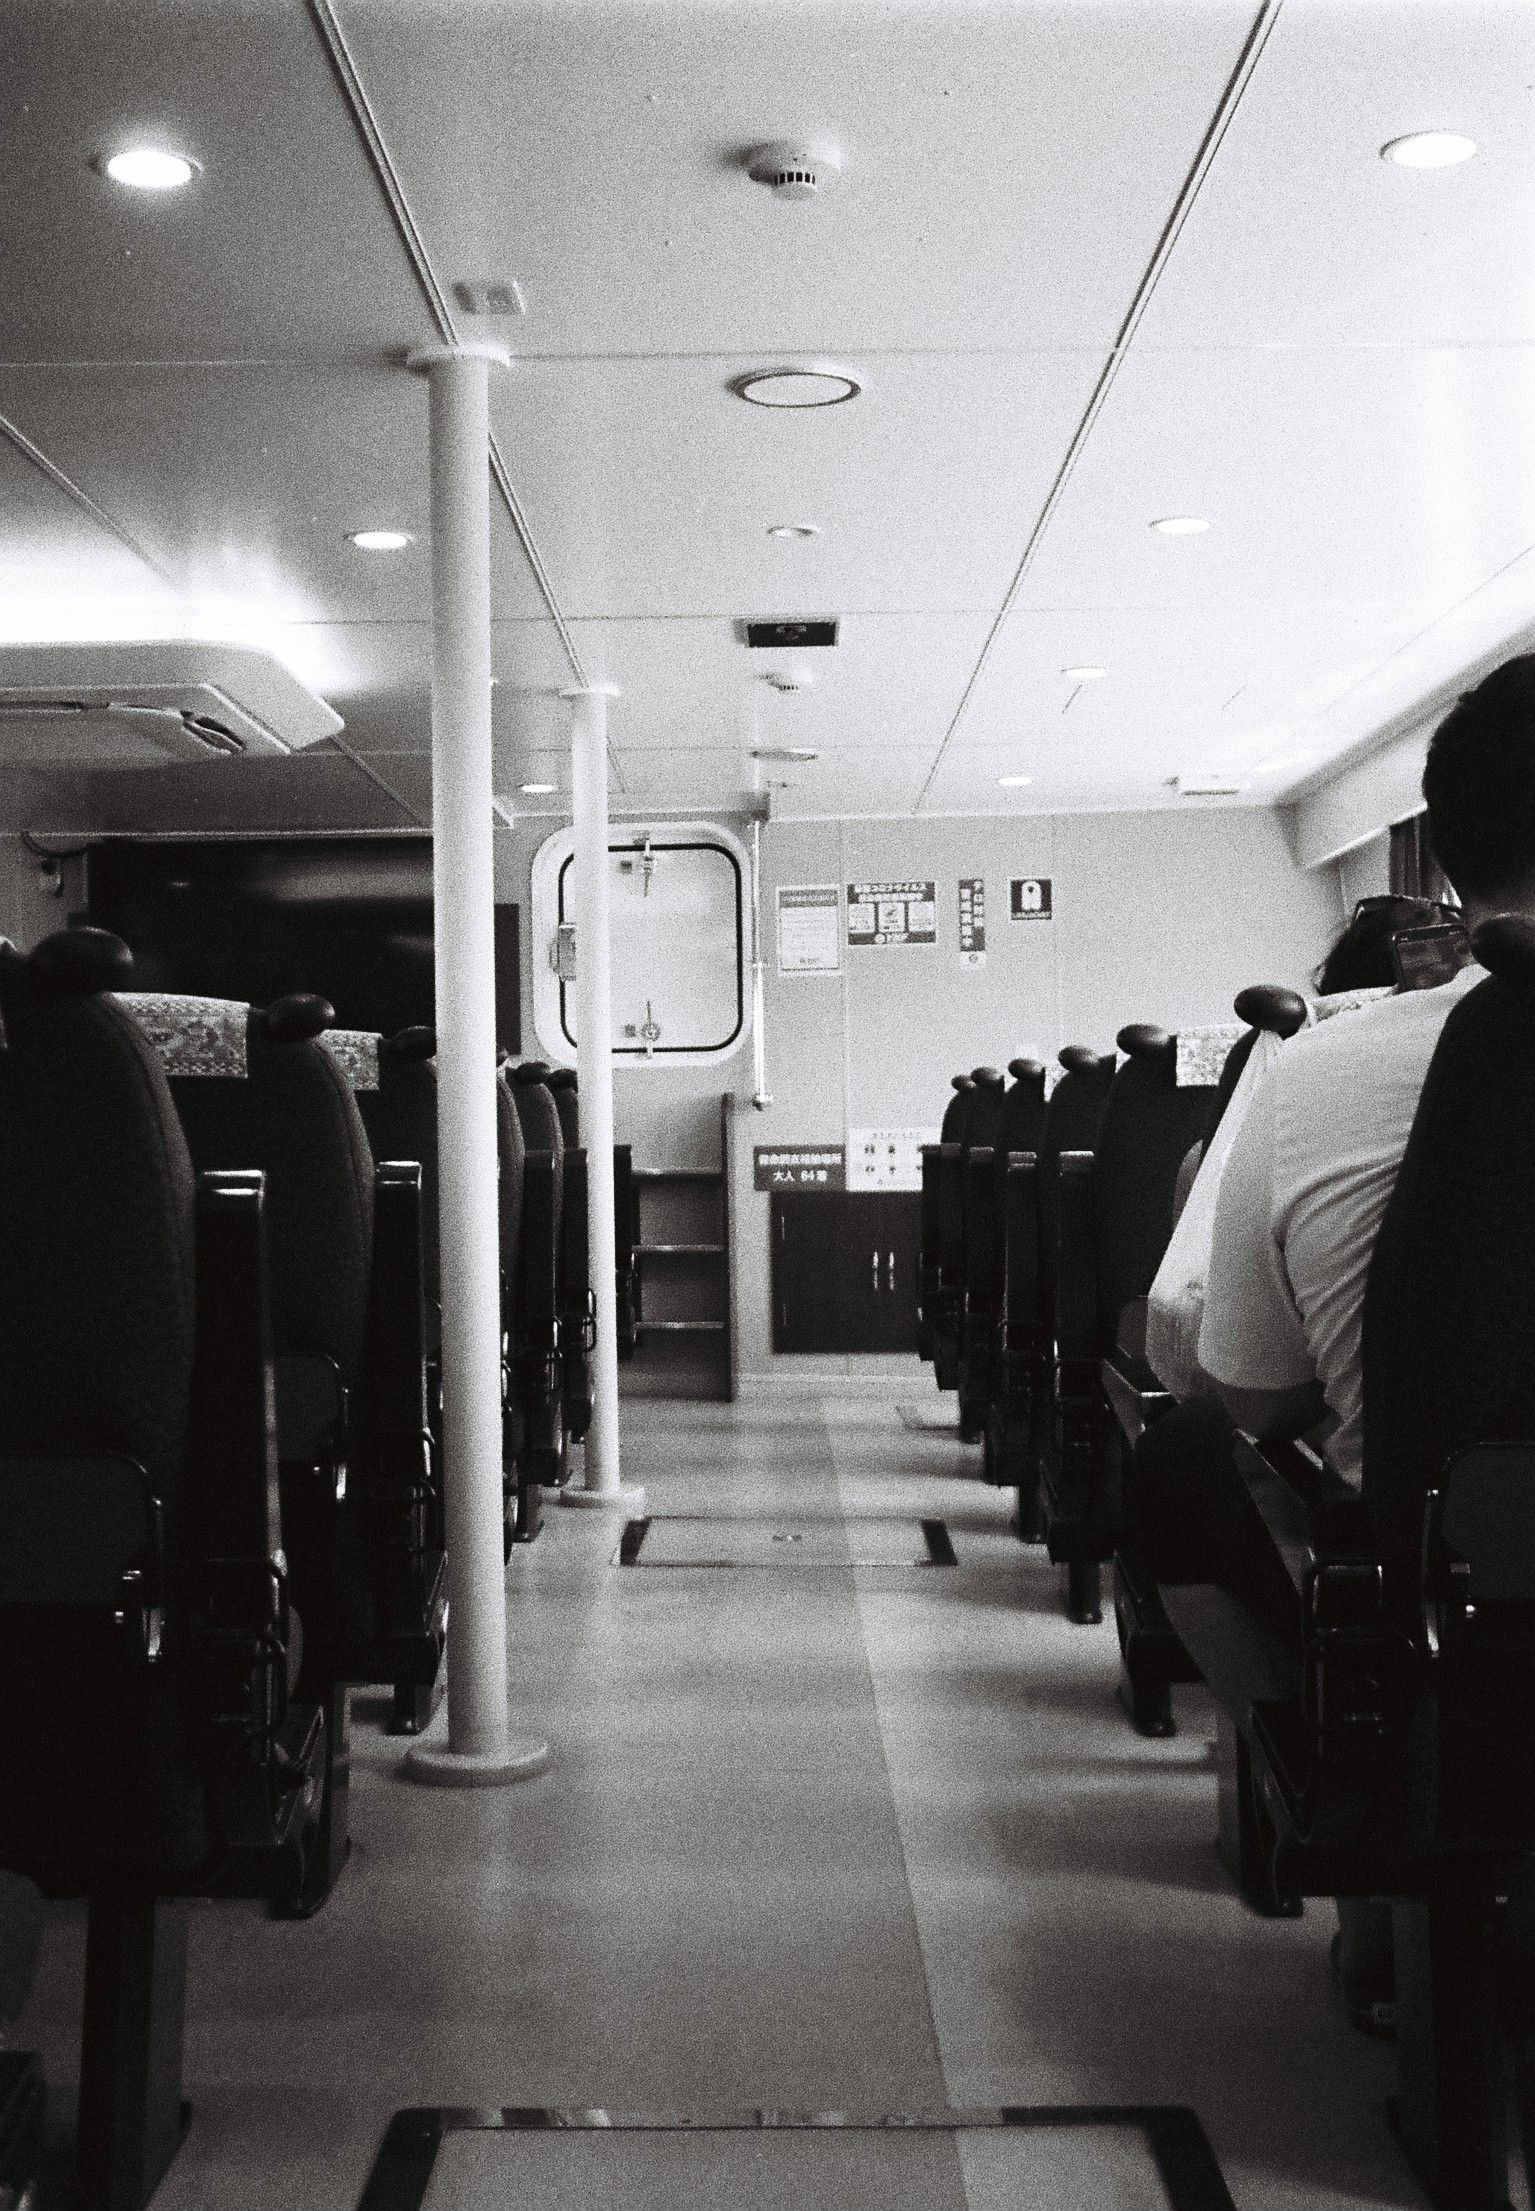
left=547, top=1066, right=580, bottom=1149
left=939, top=1074, right=975, bottom=1144
left=1205, top=986, right=1308, bottom=1146
left=1363, top=927, right=1535, bottom=1626
left=1037, top=1047, right=1115, bottom=1317
left=999, top=1059, right=1047, bottom=1158
left=173, top=1002, right=374, bottom=1385
left=357, top=1026, right=439, bottom=1330
left=0, top=942, right=193, bottom=1504
left=1091, top=1026, right=1215, bottom=1352
left=0, top=938, right=220, bottom=1874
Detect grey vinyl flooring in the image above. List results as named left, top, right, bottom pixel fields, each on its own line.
left=10, top=1392, right=1440, bottom=2209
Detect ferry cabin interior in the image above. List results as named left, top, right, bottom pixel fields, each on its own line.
left=2, top=2, right=1534, bottom=2207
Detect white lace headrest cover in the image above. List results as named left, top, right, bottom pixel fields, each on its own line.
left=115, top=992, right=248, bottom=1078
left=320, top=1028, right=381, bottom=1092
left=1175, top=1023, right=1246, bottom=1088
left=1311, top=985, right=1394, bottom=1023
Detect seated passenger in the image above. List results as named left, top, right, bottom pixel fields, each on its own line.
left=1142, top=656, right=1535, bottom=2026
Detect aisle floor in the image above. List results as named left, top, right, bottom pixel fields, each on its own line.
left=13, top=1394, right=1432, bottom=2208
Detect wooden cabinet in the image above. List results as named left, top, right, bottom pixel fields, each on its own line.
left=771, top=1190, right=921, bottom=1354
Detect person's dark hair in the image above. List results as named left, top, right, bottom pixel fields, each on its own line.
left=1423, top=655, right=1535, bottom=899
left=1314, top=897, right=1447, bottom=994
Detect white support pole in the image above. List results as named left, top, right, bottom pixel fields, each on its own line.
left=561, top=686, right=644, bottom=1512
left=404, top=340, right=547, bottom=1786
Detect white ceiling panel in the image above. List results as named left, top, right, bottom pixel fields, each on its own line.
left=490, top=352, right=1107, bottom=620
left=608, top=748, right=758, bottom=811
left=2, top=1, right=431, bottom=364
left=0, top=366, right=549, bottom=627
left=344, top=0, right=1256, bottom=358
left=945, top=598, right=1443, bottom=789
left=1018, top=344, right=1535, bottom=618
left=0, top=435, right=185, bottom=643
left=1136, top=0, right=1535, bottom=349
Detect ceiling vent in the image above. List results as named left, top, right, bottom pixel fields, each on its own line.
left=744, top=141, right=841, bottom=202
left=0, top=640, right=343, bottom=769
left=1170, top=774, right=1246, bottom=799
left=742, top=618, right=839, bottom=650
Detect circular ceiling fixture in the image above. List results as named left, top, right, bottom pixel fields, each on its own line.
left=767, top=523, right=821, bottom=540
left=752, top=745, right=819, bottom=762
left=1062, top=665, right=1107, bottom=681
left=733, top=366, right=861, bottom=409
left=348, top=528, right=413, bottom=552
left=1150, top=515, right=1210, bottom=536
left=744, top=140, right=842, bottom=202
left=98, top=146, right=200, bottom=191
left=1381, top=131, right=1477, bottom=169
left=998, top=774, right=1034, bottom=788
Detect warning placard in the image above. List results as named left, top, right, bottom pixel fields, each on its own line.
left=776, top=884, right=841, bottom=975
left=958, top=878, right=986, bottom=967
left=846, top=880, right=937, bottom=947
left=754, top=1145, right=847, bottom=1192
left=1010, top=877, right=1053, bottom=922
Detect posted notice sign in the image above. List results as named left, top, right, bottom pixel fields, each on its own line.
left=1010, top=877, right=1053, bottom=922
left=958, top=877, right=986, bottom=967
left=776, top=884, right=841, bottom=975
left=846, top=880, right=936, bottom=948
left=754, top=1144, right=847, bottom=1192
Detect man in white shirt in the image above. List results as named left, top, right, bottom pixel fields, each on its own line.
left=1141, top=652, right=1535, bottom=2028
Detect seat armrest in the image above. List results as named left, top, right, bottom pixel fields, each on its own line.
left=184, top=1169, right=296, bottom=1772
left=366, top=1161, right=430, bottom=1434
left=1100, top=1352, right=1172, bottom=1446
left=186, top=1170, right=281, bottom=1563
left=1233, top=1434, right=1372, bottom=1568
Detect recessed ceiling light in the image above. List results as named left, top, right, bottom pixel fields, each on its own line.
left=766, top=523, right=821, bottom=540
left=732, top=368, right=862, bottom=409
left=752, top=745, right=819, bottom=763
left=998, top=774, right=1034, bottom=788
left=1062, top=666, right=1107, bottom=681
left=519, top=781, right=557, bottom=794
left=1150, top=516, right=1211, bottom=536
left=98, top=146, right=200, bottom=191
left=1381, top=132, right=1477, bottom=169
left=347, top=529, right=413, bottom=552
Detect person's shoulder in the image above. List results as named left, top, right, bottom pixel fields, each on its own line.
left=1278, top=967, right=1485, bottom=1106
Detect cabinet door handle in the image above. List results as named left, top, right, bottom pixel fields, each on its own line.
left=887, top=1250, right=896, bottom=1294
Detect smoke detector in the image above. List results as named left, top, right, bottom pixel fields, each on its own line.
left=744, top=141, right=841, bottom=201
left=761, top=668, right=817, bottom=695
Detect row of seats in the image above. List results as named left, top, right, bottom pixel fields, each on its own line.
left=917, top=926, right=1535, bottom=2207
left=0, top=928, right=633, bottom=2211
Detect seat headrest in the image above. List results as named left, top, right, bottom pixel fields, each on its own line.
left=951, top=1073, right=973, bottom=1092
left=1471, top=915, right=1535, bottom=985
left=1058, top=1045, right=1113, bottom=1079
left=385, top=1023, right=437, bottom=1063
left=971, top=1066, right=1005, bottom=1089
left=1116, top=1023, right=1173, bottom=1061
left=26, top=927, right=134, bottom=1001
left=511, top=1060, right=553, bottom=1089
left=1007, top=1057, right=1044, bottom=1081
left=256, top=992, right=334, bottom=1045
left=1233, top=983, right=1308, bottom=1039
left=547, top=1067, right=578, bottom=1091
